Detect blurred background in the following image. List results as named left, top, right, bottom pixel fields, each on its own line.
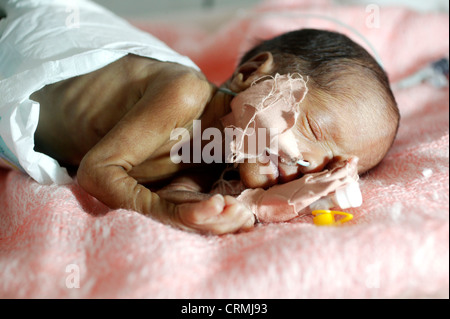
left=91, top=0, right=449, bottom=33
left=93, top=0, right=449, bottom=20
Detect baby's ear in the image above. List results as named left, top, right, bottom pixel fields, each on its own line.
left=229, top=52, right=275, bottom=92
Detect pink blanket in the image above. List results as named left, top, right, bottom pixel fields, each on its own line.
left=0, top=0, right=448, bottom=298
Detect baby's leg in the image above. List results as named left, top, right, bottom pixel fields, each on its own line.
left=80, top=158, right=254, bottom=235
left=74, top=66, right=254, bottom=235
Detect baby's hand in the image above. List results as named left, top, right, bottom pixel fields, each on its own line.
left=173, top=194, right=255, bottom=235
left=237, top=157, right=359, bottom=223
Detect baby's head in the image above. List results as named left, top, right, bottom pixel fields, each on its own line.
left=225, top=29, right=399, bottom=188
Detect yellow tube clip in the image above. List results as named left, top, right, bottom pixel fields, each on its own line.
left=312, top=210, right=353, bottom=226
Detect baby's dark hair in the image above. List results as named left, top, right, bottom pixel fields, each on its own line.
left=239, top=29, right=400, bottom=173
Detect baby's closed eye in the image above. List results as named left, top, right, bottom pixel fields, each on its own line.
left=305, top=114, right=324, bottom=141
left=296, top=114, right=318, bottom=142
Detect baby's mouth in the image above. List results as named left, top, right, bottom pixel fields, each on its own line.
left=277, top=160, right=303, bottom=184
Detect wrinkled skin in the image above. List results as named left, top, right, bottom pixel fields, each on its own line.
left=32, top=53, right=360, bottom=234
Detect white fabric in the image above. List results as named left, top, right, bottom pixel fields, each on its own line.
left=0, top=0, right=199, bottom=184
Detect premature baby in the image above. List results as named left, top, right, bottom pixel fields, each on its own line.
left=29, top=28, right=400, bottom=234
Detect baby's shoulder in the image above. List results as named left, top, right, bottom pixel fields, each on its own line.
left=156, top=62, right=210, bottom=88
left=151, top=62, right=214, bottom=109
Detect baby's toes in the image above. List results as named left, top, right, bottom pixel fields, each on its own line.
left=198, top=196, right=255, bottom=235
left=221, top=196, right=255, bottom=231
left=176, top=194, right=225, bottom=229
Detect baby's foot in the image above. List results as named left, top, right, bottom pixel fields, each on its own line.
left=174, top=194, right=255, bottom=235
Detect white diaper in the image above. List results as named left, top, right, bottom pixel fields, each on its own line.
left=0, top=0, right=199, bottom=184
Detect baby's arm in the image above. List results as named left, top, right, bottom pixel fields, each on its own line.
left=77, top=71, right=254, bottom=234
